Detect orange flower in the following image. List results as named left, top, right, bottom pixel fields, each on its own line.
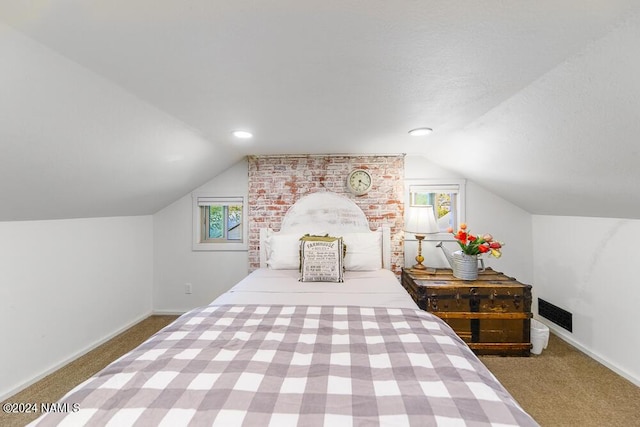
left=455, top=231, right=468, bottom=244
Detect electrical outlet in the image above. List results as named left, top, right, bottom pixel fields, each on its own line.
left=185, top=283, right=193, bottom=294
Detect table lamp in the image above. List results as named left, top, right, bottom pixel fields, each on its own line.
left=405, top=205, right=439, bottom=270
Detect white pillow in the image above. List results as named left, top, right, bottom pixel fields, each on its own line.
left=299, top=236, right=345, bottom=282
left=342, top=231, right=383, bottom=271
left=265, top=233, right=301, bottom=270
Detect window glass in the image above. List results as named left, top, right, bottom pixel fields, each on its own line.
left=410, top=190, right=458, bottom=232
left=405, top=179, right=465, bottom=239
left=192, top=195, right=247, bottom=251
left=201, top=204, right=243, bottom=242
left=227, top=205, right=243, bottom=240
left=208, top=205, right=224, bottom=239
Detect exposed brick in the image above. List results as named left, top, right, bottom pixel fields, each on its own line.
left=248, top=155, right=405, bottom=275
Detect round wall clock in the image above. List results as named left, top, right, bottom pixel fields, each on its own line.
left=346, top=169, right=373, bottom=196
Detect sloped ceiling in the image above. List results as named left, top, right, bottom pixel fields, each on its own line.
left=1, top=1, right=639, bottom=221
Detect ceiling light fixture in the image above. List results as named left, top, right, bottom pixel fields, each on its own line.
left=232, top=130, right=253, bottom=139
left=408, top=127, right=433, bottom=136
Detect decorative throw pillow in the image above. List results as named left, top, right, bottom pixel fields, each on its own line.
left=299, top=235, right=345, bottom=282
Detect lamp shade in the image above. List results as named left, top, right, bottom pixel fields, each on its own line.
left=405, top=205, right=439, bottom=235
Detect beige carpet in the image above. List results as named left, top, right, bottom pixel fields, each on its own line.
left=479, top=334, right=640, bottom=426
left=2, top=316, right=639, bottom=427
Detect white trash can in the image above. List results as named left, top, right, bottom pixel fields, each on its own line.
left=530, top=319, right=549, bottom=355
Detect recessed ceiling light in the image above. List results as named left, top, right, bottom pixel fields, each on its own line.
left=232, top=130, right=253, bottom=139
left=408, top=127, right=433, bottom=136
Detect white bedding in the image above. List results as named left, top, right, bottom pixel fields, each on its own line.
left=212, top=268, right=419, bottom=309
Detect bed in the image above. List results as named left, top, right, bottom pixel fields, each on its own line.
left=29, top=192, right=538, bottom=426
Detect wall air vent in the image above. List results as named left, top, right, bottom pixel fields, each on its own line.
left=538, top=298, right=573, bottom=332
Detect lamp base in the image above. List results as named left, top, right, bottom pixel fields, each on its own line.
left=412, top=234, right=427, bottom=270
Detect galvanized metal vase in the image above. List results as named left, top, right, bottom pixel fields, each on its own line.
left=451, top=250, right=485, bottom=280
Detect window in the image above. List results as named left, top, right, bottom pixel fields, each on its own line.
left=405, top=179, right=466, bottom=240
left=192, top=194, right=247, bottom=251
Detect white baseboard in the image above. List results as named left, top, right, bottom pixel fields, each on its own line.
left=545, top=322, right=640, bottom=387
left=152, top=309, right=187, bottom=316
left=0, top=311, right=152, bottom=402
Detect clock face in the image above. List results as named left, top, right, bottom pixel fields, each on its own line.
left=347, top=169, right=372, bottom=195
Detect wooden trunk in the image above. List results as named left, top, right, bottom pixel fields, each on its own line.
left=401, top=267, right=532, bottom=356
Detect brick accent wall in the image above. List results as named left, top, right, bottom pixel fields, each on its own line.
left=248, top=154, right=405, bottom=274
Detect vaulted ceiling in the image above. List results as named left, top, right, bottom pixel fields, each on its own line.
left=2, top=1, right=639, bottom=221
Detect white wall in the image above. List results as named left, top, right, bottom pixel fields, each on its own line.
left=532, top=215, right=640, bottom=386
left=153, top=160, right=250, bottom=313
left=465, top=181, right=533, bottom=284
left=405, top=155, right=533, bottom=284
left=0, top=216, right=153, bottom=400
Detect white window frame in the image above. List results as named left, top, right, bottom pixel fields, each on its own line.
left=192, top=193, right=248, bottom=251
left=404, top=179, right=466, bottom=241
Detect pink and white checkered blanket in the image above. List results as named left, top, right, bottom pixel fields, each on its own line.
left=30, top=304, right=538, bottom=426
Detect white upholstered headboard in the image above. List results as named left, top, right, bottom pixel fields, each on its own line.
left=259, top=192, right=392, bottom=269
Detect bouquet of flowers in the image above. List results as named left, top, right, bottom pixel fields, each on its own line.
left=447, top=223, right=504, bottom=258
